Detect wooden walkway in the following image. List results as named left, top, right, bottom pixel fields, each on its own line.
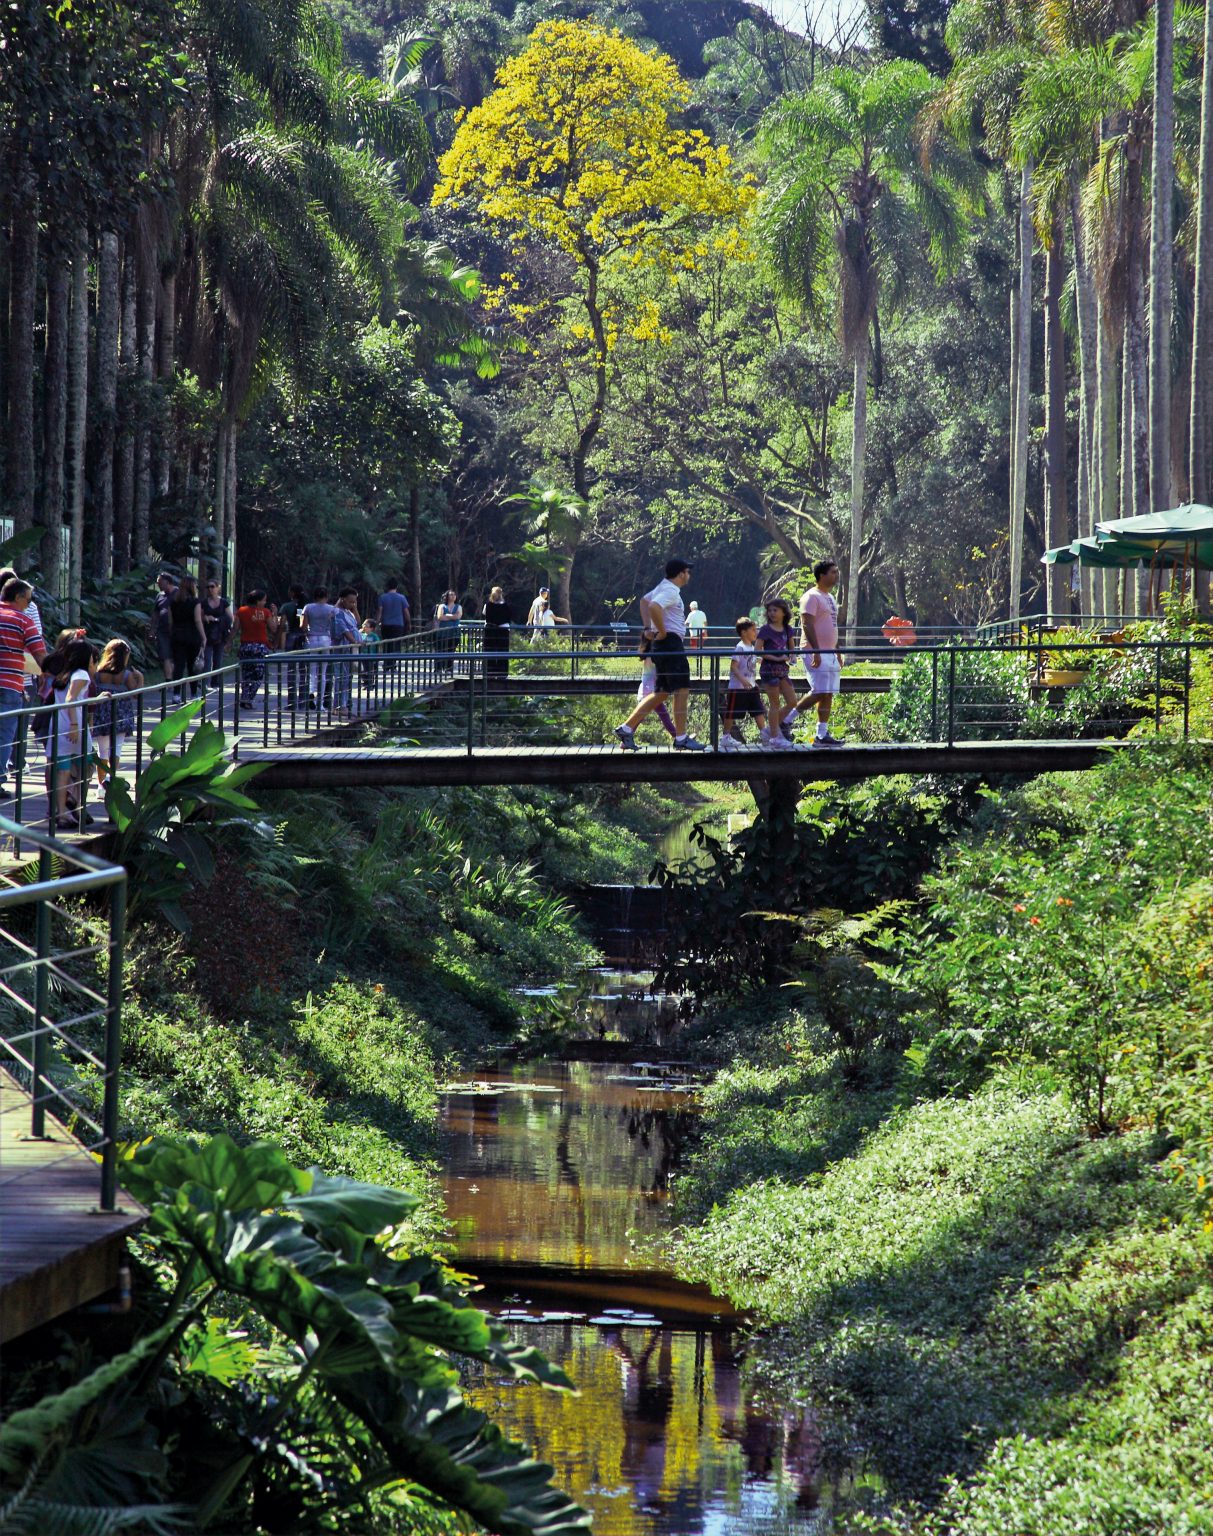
left=0, top=1069, right=144, bottom=1342
left=241, top=738, right=1122, bottom=790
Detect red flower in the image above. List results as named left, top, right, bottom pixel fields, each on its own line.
left=1029, top=916, right=1041, bottom=926
left=1013, top=903, right=1026, bottom=913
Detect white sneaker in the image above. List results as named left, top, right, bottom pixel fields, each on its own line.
left=759, top=726, right=771, bottom=745
left=718, top=733, right=743, bottom=751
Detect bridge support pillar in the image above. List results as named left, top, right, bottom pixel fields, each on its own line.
left=747, top=777, right=802, bottom=844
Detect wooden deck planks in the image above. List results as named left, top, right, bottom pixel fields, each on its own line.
left=0, top=1069, right=144, bottom=1343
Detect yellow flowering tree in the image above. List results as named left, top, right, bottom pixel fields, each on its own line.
left=432, top=19, right=752, bottom=606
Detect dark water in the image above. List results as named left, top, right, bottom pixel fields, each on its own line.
left=440, top=1059, right=828, bottom=1535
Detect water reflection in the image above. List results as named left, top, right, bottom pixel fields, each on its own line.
left=440, top=1060, right=826, bottom=1535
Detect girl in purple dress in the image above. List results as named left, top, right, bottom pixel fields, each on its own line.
left=756, top=599, right=801, bottom=741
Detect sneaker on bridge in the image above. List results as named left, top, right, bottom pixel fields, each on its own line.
left=674, top=734, right=707, bottom=751
left=613, top=724, right=639, bottom=751
left=810, top=731, right=846, bottom=748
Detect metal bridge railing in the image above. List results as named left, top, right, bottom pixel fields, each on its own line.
left=0, top=632, right=1204, bottom=828
left=0, top=822, right=127, bottom=1210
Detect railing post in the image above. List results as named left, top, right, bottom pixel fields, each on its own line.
left=480, top=651, right=489, bottom=747
left=1183, top=643, right=1191, bottom=739
left=946, top=647, right=956, bottom=747
left=99, top=876, right=126, bottom=1213
left=1154, top=643, right=1163, bottom=733
left=30, top=845, right=52, bottom=1138
left=930, top=649, right=939, bottom=741
left=709, top=652, right=720, bottom=749
left=466, top=651, right=475, bottom=756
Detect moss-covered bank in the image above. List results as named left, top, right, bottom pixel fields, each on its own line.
left=668, top=745, right=1213, bottom=1534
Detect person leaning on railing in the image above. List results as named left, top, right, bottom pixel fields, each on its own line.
left=0, top=577, right=47, bottom=796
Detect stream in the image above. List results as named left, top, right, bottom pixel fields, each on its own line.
left=440, top=1049, right=827, bottom=1534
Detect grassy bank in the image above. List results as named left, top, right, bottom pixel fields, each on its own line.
left=669, top=744, right=1213, bottom=1533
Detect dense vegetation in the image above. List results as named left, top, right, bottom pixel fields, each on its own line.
left=664, top=728, right=1213, bottom=1532
left=5, top=0, right=1210, bottom=627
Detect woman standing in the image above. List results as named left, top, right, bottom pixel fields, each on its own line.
left=434, top=590, right=462, bottom=675
left=482, top=586, right=512, bottom=683
left=201, top=579, right=233, bottom=680
left=234, top=589, right=277, bottom=709
left=46, top=638, right=97, bottom=829
left=169, top=577, right=207, bottom=698
left=331, top=589, right=361, bottom=710
left=92, top=639, right=143, bottom=788
left=301, top=587, right=338, bottom=709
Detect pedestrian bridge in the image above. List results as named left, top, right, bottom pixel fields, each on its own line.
left=0, top=633, right=1202, bottom=850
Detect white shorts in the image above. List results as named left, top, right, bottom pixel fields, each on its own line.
left=803, top=652, right=841, bottom=695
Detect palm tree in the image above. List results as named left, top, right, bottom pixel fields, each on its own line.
left=1150, top=0, right=1175, bottom=515
left=1190, top=0, right=1213, bottom=514
left=509, top=482, right=588, bottom=621
left=927, top=0, right=1038, bottom=620
left=761, top=60, right=980, bottom=644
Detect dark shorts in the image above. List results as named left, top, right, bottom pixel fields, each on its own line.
left=726, top=687, right=765, bottom=719
left=759, top=658, right=791, bottom=685
left=381, top=624, right=408, bottom=640
left=651, top=635, right=691, bottom=694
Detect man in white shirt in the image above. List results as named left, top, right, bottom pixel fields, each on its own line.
left=795, top=558, right=846, bottom=747
left=612, top=559, right=706, bottom=751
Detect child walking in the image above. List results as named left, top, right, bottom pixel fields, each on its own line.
left=719, top=618, right=770, bottom=750
left=756, top=599, right=800, bottom=744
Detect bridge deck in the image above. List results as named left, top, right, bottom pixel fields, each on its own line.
left=0, top=1069, right=144, bottom=1342
left=241, top=738, right=1120, bottom=790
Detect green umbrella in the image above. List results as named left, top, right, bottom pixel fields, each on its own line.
left=1094, top=505, right=1213, bottom=569
left=1042, top=536, right=1157, bottom=569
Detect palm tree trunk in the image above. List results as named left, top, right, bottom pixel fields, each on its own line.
left=132, top=244, right=156, bottom=563
left=1126, top=133, right=1150, bottom=534
left=6, top=160, right=38, bottom=542
left=42, top=241, right=70, bottom=595
left=212, top=418, right=228, bottom=583
left=93, top=231, right=121, bottom=580
left=1150, top=0, right=1175, bottom=515
left=67, top=230, right=90, bottom=623
left=1043, top=210, right=1071, bottom=618
left=845, top=340, right=869, bottom=648
left=154, top=269, right=175, bottom=502
left=1072, top=185, right=1098, bottom=616
left=1097, top=303, right=1120, bottom=616
left=1009, top=161, right=1033, bottom=623
left=1190, top=0, right=1213, bottom=612
left=410, top=484, right=422, bottom=625
left=114, top=241, right=137, bottom=571
left=225, top=427, right=237, bottom=593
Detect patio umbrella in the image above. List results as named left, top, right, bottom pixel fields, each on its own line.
left=1093, top=506, right=1213, bottom=609
left=1041, top=536, right=1157, bottom=569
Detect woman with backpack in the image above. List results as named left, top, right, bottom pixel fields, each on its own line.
left=169, top=577, right=207, bottom=699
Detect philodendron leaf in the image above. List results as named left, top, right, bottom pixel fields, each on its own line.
left=147, top=700, right=203, bottom=755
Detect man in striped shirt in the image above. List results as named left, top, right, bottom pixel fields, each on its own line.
left=0, top=578, right=47, bottom=791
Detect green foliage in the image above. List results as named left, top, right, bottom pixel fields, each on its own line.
left=1, top=1135, right=589, bottom=1535
left=892, top=744, right=1213, bottom=1135
left=104, top=702, right=266, bottom=931
left=653, top=774, right=971, bottom=1002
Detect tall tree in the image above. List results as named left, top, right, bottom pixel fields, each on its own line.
left=1189, top=0, right=1213, bottom=508
left=432, top=17, right=753, bottom=605
left=761, top=60, right=980, bottom=642
left=1150, top=0, right=1175, bottom=515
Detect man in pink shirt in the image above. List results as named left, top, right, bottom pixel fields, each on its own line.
left=795, top=559, right=845, bottom=747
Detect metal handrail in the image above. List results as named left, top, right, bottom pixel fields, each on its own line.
left=0, top=818, right=127, bottom=1210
